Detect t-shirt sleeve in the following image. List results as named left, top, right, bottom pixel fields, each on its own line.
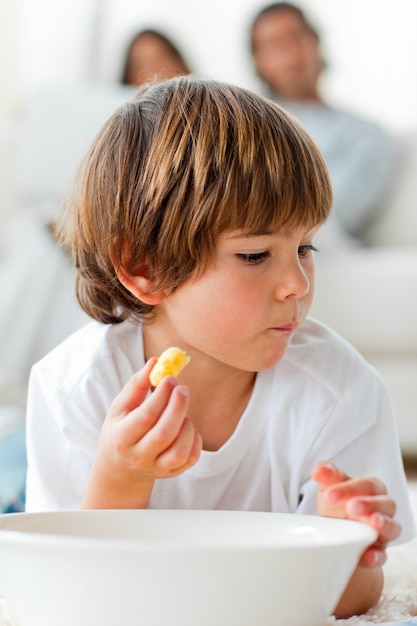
left=25, top=364, right=96, bottom=511
left=296, top=369, right=416, bottom=545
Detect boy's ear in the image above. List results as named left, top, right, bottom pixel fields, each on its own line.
left=116, top=262, right=165, bottom=305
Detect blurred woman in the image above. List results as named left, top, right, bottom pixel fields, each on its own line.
left=121, top=29, right=191, bottom=87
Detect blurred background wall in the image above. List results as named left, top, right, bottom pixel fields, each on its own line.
left=1, top=0, right=416, bottom=247
left=1, top=0, right=415, bottom=129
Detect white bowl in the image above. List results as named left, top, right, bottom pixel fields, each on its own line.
left=0, top=509, right=376, bottom=626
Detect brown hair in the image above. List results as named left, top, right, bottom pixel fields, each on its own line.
left=60, top=75, right=332, bottom=324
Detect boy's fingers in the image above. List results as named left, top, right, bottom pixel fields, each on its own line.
left=189, top=429, right=203, bottom=465
left=121, top=376, right=180, bottom=446
left=324, top=477, right=387, bottom=505
left=346, top=495, right=396, bottom=518
left=154, top=417, right=200, bottom=473
left=311, top=460, right=350, bottom=488
left=345, top=508, right=401, bottom=544
left=110, top=358, right=157, bottom=416
left=359, top=546, right=387, bottom=568
left=139, top=384, right=191, bottom=453
left=369, top=513, right=401, bottom=544
left=359, top=512, right=401, bottom=568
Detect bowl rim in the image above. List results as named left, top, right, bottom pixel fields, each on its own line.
left=0, top=509, right=378, bottom=553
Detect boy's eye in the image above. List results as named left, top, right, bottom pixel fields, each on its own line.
left=298, top=244, right=318, bottom=258
left=236, top=251, right=269, bottom=265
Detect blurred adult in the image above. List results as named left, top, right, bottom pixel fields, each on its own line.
left=250, top=2, right=398, bottom=249
left=121, top=29, right=191, bottom=87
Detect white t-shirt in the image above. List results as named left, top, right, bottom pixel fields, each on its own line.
left=25, top=317, right=415, bottom=543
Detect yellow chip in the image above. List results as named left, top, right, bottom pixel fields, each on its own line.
left=149, top=347, right=190, bottom=387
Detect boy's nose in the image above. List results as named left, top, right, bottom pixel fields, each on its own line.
left=274, top=262, right=311, bottom=300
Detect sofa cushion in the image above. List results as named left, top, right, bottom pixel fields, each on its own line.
left=310, top=246, right=417, bottom=354
left=16, top=84, right=136, bottom=214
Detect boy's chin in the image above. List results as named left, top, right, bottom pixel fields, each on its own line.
left=253, top=346, right=291, bottom=372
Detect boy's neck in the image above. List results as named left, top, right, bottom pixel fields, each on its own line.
left=142, top=325, right=256, bottom=451
left=187, top=370, right=256, bottom=451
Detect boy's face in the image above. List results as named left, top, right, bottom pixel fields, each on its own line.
left=157, top=224, right=319, bottom=373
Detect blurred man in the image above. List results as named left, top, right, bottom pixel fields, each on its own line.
left=250, top=2, right=397, bottom=249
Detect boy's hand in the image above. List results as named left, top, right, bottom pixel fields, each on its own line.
left=311, top=461, right=401, bottom=568
left=82, top=359, right=202, bottom=509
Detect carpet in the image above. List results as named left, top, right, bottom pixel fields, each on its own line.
left=0, top=484, right=416, bottom=626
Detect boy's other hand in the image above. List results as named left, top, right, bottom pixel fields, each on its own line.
left=311, top=461, right=401, bottom=567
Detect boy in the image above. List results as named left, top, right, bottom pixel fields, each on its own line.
left=26, top=76, right=415, bottom=618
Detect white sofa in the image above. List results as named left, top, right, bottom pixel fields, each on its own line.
left=1, top=85, right=416, bottom=457
left=0, top=85, right=135, bottom=407
left=310, top=134, right=417, bottom=457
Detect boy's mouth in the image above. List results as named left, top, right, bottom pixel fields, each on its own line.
left=272, top=323, right=295, bottom=332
